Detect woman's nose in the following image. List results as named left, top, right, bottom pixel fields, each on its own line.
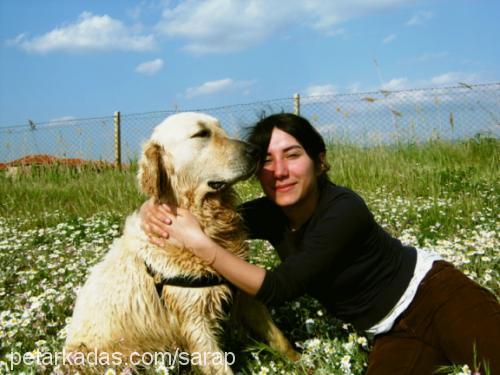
left=273, top=158, right=288, bottom=178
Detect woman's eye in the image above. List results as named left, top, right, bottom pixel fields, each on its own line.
left=286, top=153, right=300, bottom=159
left=191, top=129, right=210, bottom=138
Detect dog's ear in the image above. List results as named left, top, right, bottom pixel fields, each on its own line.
left=137, top=141, right=174, bottom=203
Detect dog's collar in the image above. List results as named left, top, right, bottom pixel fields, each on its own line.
left=144, top=262, right=226, bottom=297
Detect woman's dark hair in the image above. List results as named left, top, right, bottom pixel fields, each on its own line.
left=247, top=113, right=330, bottom=185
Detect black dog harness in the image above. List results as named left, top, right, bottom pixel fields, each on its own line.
left=145, top=262, right=226, bottom=297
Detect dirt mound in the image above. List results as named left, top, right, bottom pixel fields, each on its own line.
left=0, top=154, right=115, bottom=170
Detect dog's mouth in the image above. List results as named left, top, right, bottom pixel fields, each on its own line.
left=207, top=167, right=257, bottom=192
left=207, top=159, right=259, bottom=192
left=207, top=180, right=228, bottom=191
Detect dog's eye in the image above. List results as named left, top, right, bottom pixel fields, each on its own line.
left=191, top=129, right=211, bottom=138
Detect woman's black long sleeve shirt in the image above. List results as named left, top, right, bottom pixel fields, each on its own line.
left=239, top=182, right=417, bottom=330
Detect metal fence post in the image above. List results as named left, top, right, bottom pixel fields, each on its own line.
left=293, top=93, right=300, bottom=116
left=114, top=111, right=121, bottom=169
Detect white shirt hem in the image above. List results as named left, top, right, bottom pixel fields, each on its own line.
left=365, top=247, right=442, bottom=337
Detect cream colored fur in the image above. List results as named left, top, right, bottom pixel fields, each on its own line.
left=64, top=112, right=297, bottom=374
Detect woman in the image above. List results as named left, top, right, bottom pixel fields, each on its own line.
left=141, top=113, right=499, bottom=374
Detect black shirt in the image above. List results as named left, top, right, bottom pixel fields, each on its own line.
left=239, top=182, right=417, bottom=330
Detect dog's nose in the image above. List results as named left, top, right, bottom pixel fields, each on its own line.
left=245, top=143, right=261, bottom=161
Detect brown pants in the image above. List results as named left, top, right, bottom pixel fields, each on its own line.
left=366, top=261, right=500, bottom=375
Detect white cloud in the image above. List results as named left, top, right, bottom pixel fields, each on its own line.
left=406, top=10, right=433, bottom=26
left=156, top=0, right=415, bottom=54
left=10, top=2, right=418, bottom=55
left=49, top=116, right=77, bottom=123
left=328, top=71, right=483, bottom=99
left=303, top=84, right=338, bottom=104
left=383, top=34, right=397, bottom=44
left=156, top=1, right=289, bottom=54
left=373, top=72, right=482, bottom=107
left=9, top=12, right=156, bottom=53
left=348, top=82, right=362, bottom=93
left=306, top=84, right=338, bottom=97
left=39, top=116, right=78, bottom=129
left=302, top=0, right=413, bottom=32
left=379, top=72, right=480, bottom=93
left=135, top=58, right=164, bottom=75
left=381, top=78, right=409, bottom=91
left=185, top=78, right=254, bottom=98
left=429, top=72, right=480, bottom=86
left=324, top=28, right=347, bottom=38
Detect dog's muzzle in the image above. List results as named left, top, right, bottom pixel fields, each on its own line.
left=207, top=181, right=227, bottom=191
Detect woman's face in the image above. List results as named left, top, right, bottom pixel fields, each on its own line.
left=257, top=127, right=319, bottom=208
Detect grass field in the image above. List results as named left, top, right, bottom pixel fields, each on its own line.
left=0, top=136, right=498, bottom=374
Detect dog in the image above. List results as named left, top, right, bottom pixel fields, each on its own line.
left=64, top=112, right=298, bottom=374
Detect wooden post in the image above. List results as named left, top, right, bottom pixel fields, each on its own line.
left=293, top=93, right=300, bottom=116
left=114, top=111, right=121, bottom=169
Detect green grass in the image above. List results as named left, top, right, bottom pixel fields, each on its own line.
left=0, top=165, right=143, bottom=228
left=325, top=136, right=499, bottom=239
left=1, top=137, right=497, bottom=229
left=0, top=137, right=498, bottom=374
left=328, top=137, right=498, bottom=197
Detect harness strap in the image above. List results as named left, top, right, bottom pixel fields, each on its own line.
left=144, top=262, right=226, bottom=297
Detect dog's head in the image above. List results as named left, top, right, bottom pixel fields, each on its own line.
left=138, top=112, right=258, bottom=204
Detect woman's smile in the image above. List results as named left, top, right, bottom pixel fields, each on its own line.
left=275, top=182, right=297, bottom=193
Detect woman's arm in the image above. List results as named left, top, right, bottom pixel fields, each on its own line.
left=193, top=236, right=266, bottom=296
left=139, top=199, right=266, bottom=296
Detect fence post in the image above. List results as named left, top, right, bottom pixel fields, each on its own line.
left=114, top=111, right=121, bottom=169
left=293, top=93, right=300, bottom=116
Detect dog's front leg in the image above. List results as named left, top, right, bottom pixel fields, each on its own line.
left=181, top=318, right=234, bottom=375
left=234, top=292, right=300, bottom=361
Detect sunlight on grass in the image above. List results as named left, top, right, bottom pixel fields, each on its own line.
left=0, top=138, right=498, bottom=374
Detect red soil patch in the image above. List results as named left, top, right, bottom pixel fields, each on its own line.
left=0, top=154, right=115, bottom=170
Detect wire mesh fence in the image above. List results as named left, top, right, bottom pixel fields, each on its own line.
left=1, top=83, right=499, bottom=165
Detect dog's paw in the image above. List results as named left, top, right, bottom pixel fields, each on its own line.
left=285, top=348, right=301, bottom=362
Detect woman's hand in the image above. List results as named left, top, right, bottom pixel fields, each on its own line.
left=161, top=206, right=211, bottom=255
left=139, top=198, right=172, bottom=247
left=139, top=199, right=214, bottom=261
left=162, top=207, right=266, bottom=290
left=140, top=200, right=266, bottom=293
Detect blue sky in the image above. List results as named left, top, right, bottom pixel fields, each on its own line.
left=0, top=0, right=498, bottom=127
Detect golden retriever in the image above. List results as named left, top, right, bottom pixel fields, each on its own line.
left=64, top=112, right=297, bottom=374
